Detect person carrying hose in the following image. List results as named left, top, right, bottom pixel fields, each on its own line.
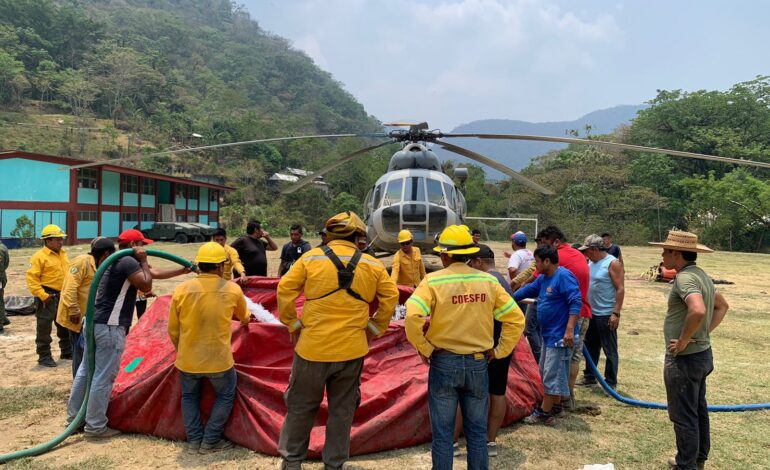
left=65, top=230, right=176, bottom=439
left=168, top=242, right=250, bottom=454
left=26, top=224, right=71, bottom=368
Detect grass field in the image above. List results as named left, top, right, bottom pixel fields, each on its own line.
left=0, top=239, right=769, bottom=469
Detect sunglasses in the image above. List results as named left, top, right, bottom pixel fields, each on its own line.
left=400, top=240, right=413, bottom=246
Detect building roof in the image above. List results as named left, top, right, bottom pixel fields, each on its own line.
left=0, top=149, right=233, bottom=191
left=269, top=173, right=299, bottom=182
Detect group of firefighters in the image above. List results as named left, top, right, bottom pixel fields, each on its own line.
left=10, top=211, right=726, bottom=470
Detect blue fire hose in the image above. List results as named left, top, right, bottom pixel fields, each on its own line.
left=582, top=344, right=770, bottom=411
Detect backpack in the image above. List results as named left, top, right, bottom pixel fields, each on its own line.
left=305, top=246, right=367, bottom=303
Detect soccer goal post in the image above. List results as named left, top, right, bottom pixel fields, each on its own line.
left=463, top=215, right=539, bottom=243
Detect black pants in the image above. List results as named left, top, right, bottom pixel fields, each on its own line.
left=664, top=348, right=713, bottom=470
left=583, top=315, right=619, bottom=387
left=35, top=291, right=71, bottom=360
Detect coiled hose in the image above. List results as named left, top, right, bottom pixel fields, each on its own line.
left=582, top=344, right=770, bottom=411
left=0, top=249, right=193, bottom=464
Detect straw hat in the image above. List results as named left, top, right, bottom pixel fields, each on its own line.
left=649, top=230, right=713, bottom=253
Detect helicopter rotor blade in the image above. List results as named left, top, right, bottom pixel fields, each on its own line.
left=443, top=133, right=770, bottom=170
left=64, top=133, right=388, bottom=170
left=281, top=140, right=397, bottom=195
left=435, top=140, right=555, bottom=195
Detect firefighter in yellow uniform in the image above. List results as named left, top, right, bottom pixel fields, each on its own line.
left=277, top=211, right=399, bottom=470
left=26, top=224, right=72, bottom=367
left=56, top=237, right=116, bottom=377
left=390, top=229, right=426, bottom=287
left=405, top=225, right=525, bottom=469
left=212, top=228, right=246, bottom=282
left=168, top=242, right=249, bottom=453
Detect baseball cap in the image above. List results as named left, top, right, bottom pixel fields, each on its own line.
left=118, top=229, right=154, bottom=245
left=511, top=231, right=527, bottom=244
left=89, top=237, right=116, bottom=255
left=578, top=234, right=604, bottom=251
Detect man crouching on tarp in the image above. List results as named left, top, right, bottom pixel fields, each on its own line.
left=168, top=242, right=250, bottom=454
left=277, top=211, right=399, bottom=470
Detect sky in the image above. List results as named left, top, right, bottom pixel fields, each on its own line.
left=244, top=0, right=770, bottom=131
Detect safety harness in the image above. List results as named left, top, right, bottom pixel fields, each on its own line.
left=305, top=246, right=367, bottom=303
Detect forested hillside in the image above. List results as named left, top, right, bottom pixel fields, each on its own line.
left=0, top=0, right=391, bottom=231
left=2, top=1, right=769, bottom=251
left=461, top=77, right=770, bottom=252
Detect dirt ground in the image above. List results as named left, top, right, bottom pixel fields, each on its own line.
left=1, top=238, right=769, bottom=469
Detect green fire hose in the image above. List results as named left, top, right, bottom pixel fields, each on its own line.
left=0, top=249, right=193, bottom=464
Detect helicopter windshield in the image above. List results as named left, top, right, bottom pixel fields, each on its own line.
left=405, top=177, right=426, bottom=201
left=383, top=178, right=403, bottom=206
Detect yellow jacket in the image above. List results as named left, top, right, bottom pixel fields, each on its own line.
left=223, top=244, right=245, bottom=281
left=168, top=273, right=249, bottom=374
left=26, top=246, right=69, bottom=300
left=278, top=239, right=399, bottom=362
left=56, top=254, right=95, bottom=333
left=405, top=262, right=525, bottom=359
left=391, top=247, right=426, bottom=287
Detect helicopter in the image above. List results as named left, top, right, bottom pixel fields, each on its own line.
left=68, top=121, right=770, bottom=254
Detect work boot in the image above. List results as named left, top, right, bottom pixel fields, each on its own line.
left=38, top=356, right=57, bottom=368
left=576, top=376, right=598, bottom=387
left=185, top=441, right=201, bottom=455
left=199, top=439, right=233, bottom=454
left=84, top=427, right=121, bottom=439
left=667, top=457, right=705, bottom=470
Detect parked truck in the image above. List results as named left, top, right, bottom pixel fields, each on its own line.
left=141, top=222, right=215, bottom=243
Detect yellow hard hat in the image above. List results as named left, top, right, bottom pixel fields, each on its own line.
left=40, top=224, right=66, bottom=239
left=433, top=225, right=480, bottom=255
left=325, top=211, right=367, bottom=239
left=397, top=229, right=413, bottom=243
left=195, top=242, right=227, bottom=264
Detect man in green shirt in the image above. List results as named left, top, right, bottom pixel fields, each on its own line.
left=650, top=230, right=729, bottom=470
left=0, top=240, right=9, bottom=332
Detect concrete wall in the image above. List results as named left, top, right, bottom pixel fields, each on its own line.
left=102, top=171, right=120, bottom=205
left=0, top=158, right=70, bottom=202
left=77, top=187, right=98, bottom=204
left=77, top=221, right=98, bottom=239
left=101, top=211, right=119, bottom=237
left=141, top=194, right=155, bottom=208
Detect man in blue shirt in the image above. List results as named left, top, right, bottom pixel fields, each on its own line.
left=513, top=246, right=581, bottom=424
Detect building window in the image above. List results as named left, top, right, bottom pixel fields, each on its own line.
left=141, top=213, right=154, bottom=222
left=122, top=212, right=138, bottom=222
left=142, top=179, right=155, bottom=195
left=210, top=190, right=218, bottom=202
left=176, top=184, right=187, bottom=198
left=176, top=215, right=185, bottom=222
left=187, top=214, right=198, bottom=222
left=77, top=211, right=98, bottom=221
left=77, top=169, right=98, bottom=189
left=123, top=175, right=138, bottom=193
left=188, top=186, right=199, bottom=200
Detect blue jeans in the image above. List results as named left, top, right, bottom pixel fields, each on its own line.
left=429, top=352, right=489, bottom=470
left=664, top=348, right=713, bottom=470
left=67, top=324, right=125, bottom=432
left=524, top=303, right=542, bottom=364
left=69, top=330, right=84, bottom=379
left=180, top=367, right=237, bottom=444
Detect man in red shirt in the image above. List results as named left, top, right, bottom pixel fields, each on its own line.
left=535, top=226, right=592, bottom=410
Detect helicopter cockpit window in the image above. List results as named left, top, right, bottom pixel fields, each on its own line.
left=371, top=183, right=384, bottom=210
left=383, top=178, right=403, bottom=205
left=442, top=182, right=456, bottom=210
left=405, top=177, right=426, bottom=202
left=426, top=178, right=444, bottom=205
left=363, top=188, right=373, bottom=218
